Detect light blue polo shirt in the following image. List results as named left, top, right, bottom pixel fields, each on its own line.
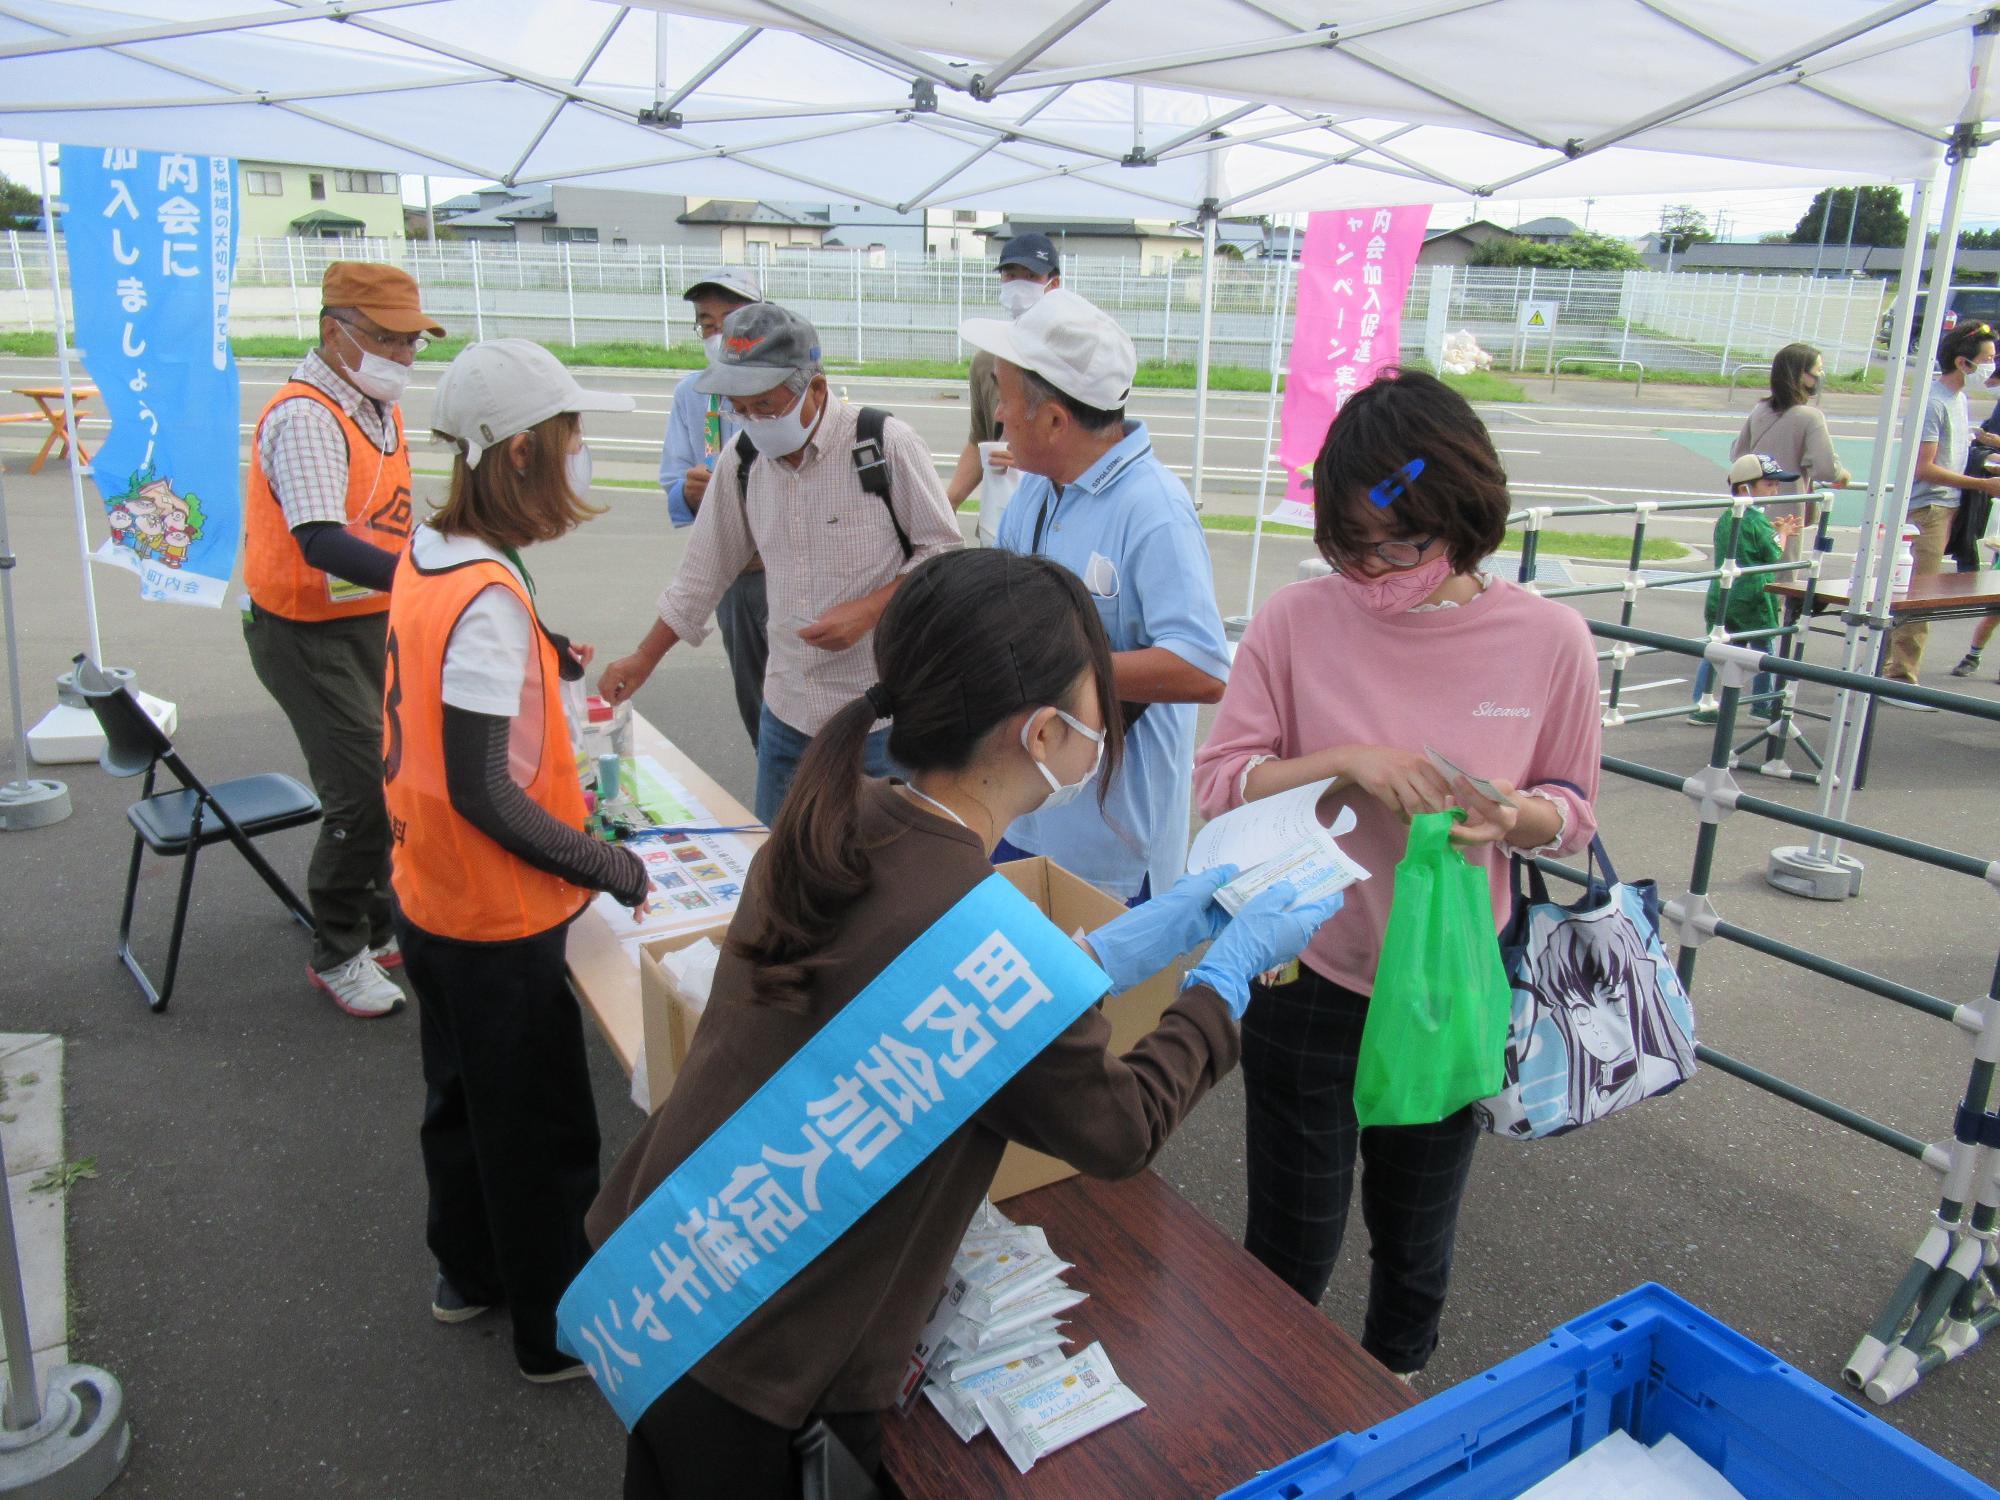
left=996, top=421, right=1231, bottom=900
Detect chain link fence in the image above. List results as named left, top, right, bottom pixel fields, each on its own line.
left=2, top=231, right=1888, bottom=379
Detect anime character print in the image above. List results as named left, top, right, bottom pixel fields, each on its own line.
left=106, top=468, right=205, bottom=568
left=1474, top=885, right=1696, bottom=1140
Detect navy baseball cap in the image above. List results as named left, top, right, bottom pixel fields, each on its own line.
left=997, top=233, right=1058, bottom=276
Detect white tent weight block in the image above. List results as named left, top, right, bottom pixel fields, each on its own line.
left=27, top=693, right=175, bottom=765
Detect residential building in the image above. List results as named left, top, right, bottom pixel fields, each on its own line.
left=1513, top=215, right=1583, bottom=244
left=975, top=217, right=1202, bottom=271
left=675, top=198, right=830, bottom=259
left=819, top=204, right=926, bottom=258
left=238, top=161, right=405, bottom=241
left=434, top=184, right=865, bottom=257
left=927, top=207, right=1005, bottom=258
left=1638, top=242, right=2000, bottom=281
left=1417, top=219, right=1519, bottom=267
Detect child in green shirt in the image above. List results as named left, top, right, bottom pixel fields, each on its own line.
left=1691, top=454, right=1803, bottom=724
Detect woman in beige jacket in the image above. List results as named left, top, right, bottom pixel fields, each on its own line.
left=1731, top=342, right=1852, bottom=559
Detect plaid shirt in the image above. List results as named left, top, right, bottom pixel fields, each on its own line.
left=257, top=350, right=398, bottom=530
left=656, top=398, right=962, bottom=735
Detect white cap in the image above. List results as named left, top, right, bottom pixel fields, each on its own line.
left=431, top=339, right=636, bottom=468
left=681, top=268, right=763, bottom=305
left=959, top=289, right=1135, bottom=412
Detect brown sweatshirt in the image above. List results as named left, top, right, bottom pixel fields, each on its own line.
left=586, top=778, right=1239, bottom=1430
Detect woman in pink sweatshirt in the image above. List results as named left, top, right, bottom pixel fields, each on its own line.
left=1194, top=369, right=1601, bottom=1377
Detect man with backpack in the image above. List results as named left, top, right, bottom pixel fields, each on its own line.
left=600, top=304, right=962, bottom=820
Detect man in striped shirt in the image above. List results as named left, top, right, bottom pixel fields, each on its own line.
left=600, top=305, right=962, bottom=821
left=242, top=262, right=439, bottom=1018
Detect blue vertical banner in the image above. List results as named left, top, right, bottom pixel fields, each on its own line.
left=59, top=146, right=240, bottom=608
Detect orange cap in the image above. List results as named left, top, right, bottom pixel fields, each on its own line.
left=320, top=261, right=445, bottom=338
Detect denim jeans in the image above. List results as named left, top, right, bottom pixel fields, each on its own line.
left=753, top=704, right=897, bottom=825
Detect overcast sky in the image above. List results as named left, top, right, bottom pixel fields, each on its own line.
left=8, top=140, right=2000, bottom=247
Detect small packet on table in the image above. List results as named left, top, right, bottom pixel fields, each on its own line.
left=923, top=1347, right=1070, bottom=1442
left=973, top=1341, right=1147, bottom=1474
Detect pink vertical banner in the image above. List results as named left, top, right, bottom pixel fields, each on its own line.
left=1269, top=206, right=1430, bottom=526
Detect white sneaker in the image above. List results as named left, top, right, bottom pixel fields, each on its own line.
left=368, top=936, right=403, bottom=970
left=309, top=954, right=406, bottom=1018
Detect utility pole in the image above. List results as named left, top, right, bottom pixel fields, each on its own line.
left=1583, top=197, right=1595, bottom=231
left=1840, top=187, right=1861, bottom=272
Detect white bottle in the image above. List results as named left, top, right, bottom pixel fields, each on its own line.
left=1893, top=524, right=1918, bottom=594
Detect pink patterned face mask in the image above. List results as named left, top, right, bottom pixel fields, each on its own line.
left=1342, top=552, right=1456, bottom=615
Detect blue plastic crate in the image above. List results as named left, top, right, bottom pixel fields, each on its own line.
left=1223, top=1284, right=1997, bottom=1500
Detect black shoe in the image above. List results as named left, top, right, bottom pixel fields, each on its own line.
left=518, top=1351, right=590, bottom=1385
left=431, top=1273, right=493, bottom=1325
left=1950, top=653, right=1982, bottom=678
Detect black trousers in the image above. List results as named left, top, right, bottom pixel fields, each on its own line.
left=714, top=567, right=770, bottom=751
left=395, top=914, right=601, bottom=1367
left=242, top=607, right=393, bottom=971
left=1240, top=966, right=1480, bottom=1375
left=624, top=1379, right=883, bottom=1500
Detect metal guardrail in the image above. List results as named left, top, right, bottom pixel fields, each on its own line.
left=1564, top=619, right=2000, bottom=1406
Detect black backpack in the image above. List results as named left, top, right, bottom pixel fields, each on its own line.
left=732, top=405, right=911, bottom=562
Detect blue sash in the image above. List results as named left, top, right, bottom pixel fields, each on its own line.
left=558, top=872, right=1111, bottom=1428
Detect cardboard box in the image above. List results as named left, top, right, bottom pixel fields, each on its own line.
left=637, top=922, right=734, bottom=1112
left=633, top=857, right=1184, bottom=1202
left=985, top=856, right=1184, bottom=1201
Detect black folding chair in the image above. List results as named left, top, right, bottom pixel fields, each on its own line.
left=74, top=657, right=322, bottom=1012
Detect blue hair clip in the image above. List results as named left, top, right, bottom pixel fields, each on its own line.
left=1368, top=458, right=1425, bottom=508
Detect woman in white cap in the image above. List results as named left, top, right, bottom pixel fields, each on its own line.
left=384, top=339, right=649, bottom=1382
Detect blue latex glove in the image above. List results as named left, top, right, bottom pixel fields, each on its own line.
left=1184, top=882, right=1346, bottom=1019
left=1084, top=864, right=1238, bottom=994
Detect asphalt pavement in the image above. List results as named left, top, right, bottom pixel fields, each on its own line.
left=1, top=372, right=1997, bottom=1495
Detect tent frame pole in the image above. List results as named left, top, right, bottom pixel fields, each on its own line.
left=1241, top=217, right=1300, bottom=624
left=36, top=148, right=102, bottom=667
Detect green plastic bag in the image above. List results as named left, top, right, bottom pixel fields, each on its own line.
left=1353, top=811, right=1512, bottom=1128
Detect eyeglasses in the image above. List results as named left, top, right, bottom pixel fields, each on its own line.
left=1338, top=534, right=1440, bottom=570
left=332, top=315, right=428, bottom=355
left=727, top=386, right=806, bottom=421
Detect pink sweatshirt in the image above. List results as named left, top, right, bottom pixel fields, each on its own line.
left=1195, top=574, right=1601, bottom=996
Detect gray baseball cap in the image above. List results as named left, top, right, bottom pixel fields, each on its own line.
left=693, top=303, right=824, bottom=398
left=681, top=267, right=763, bottom=305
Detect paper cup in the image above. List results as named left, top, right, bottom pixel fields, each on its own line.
left=977, top=441, right=1022, bottom=546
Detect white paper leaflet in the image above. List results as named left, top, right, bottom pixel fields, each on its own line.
left=1515, top=1430, right=1746, bottom=1500
left=1191, top=776, right=1370, bottom=916
left=1214, top=830, right=1371, bottom=917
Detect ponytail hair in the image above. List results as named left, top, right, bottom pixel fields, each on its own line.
left=732, top=549, right=1122, bottom=1010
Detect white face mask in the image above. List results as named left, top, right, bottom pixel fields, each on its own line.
left=1021, top=707, right=1104, bottom=810
left=702, top=333, right=724, bottom=362
left=334, top=322, right=412, bottom=405
left=999, top=279, right=1046, bottom=320
left=566, top=444, right=594, bottom=501
left=740, top=385, right=820, bottom=459
left=1973, top=361, right=1997, bottom=386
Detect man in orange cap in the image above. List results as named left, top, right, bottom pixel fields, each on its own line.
left=243, top=261, right=445, bottom=1018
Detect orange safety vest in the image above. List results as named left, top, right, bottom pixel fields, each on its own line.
left=245, top=380, right=414, bottom=622
left=382, top=545, right=590, bottom=942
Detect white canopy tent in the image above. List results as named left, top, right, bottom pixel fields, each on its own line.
left=0, top=0, right=1995, bottom=851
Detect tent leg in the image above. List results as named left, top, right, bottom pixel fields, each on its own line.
left=1238, top=217, right=1298, bottom=627
left=1189, top=190, right=1219, bottom=512
left=35, top=147, right=102, bottom=667
left=1768, top=173, right=1935, bottom=900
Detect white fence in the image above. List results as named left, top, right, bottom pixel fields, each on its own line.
left=3, top=232, right=1889, bottom=379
